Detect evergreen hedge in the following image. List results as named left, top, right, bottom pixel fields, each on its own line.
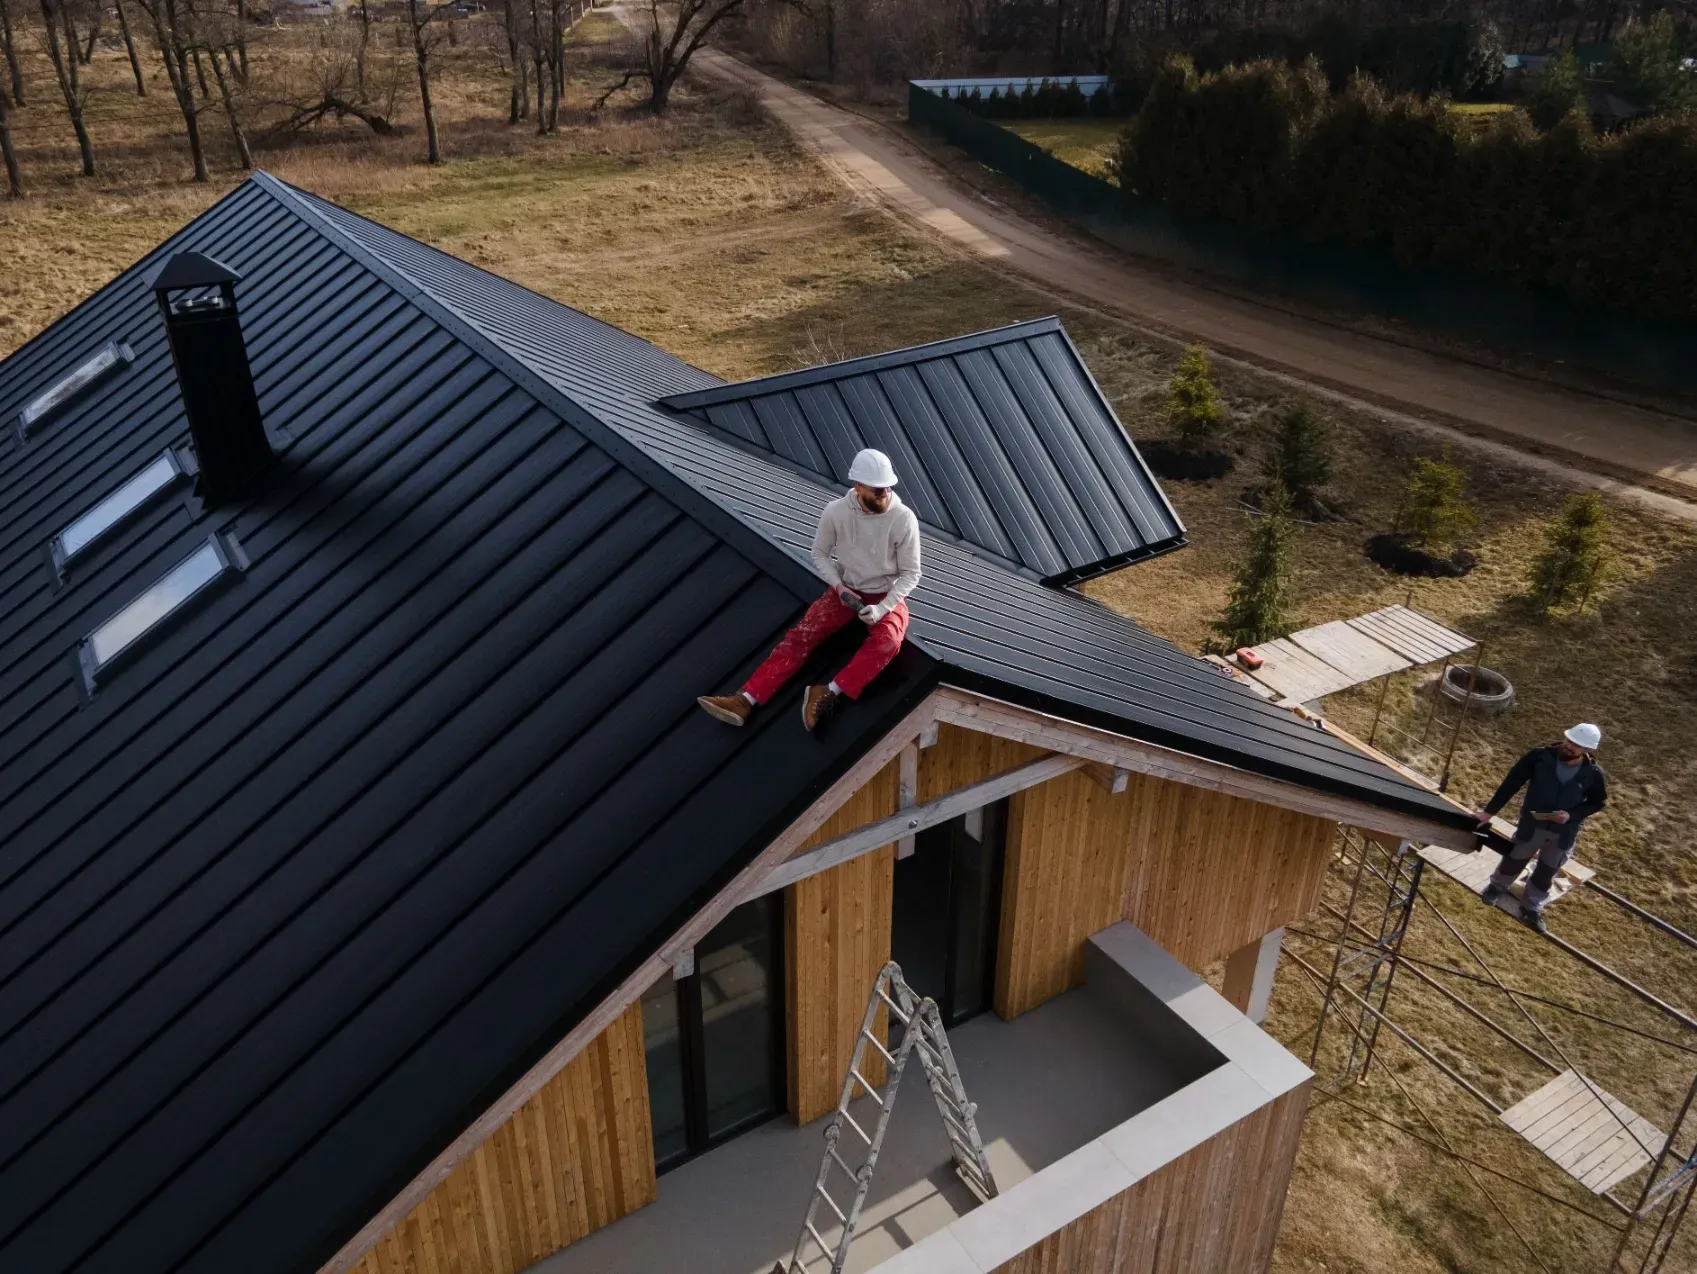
left=949, top=79, right=1127, bottom=120
left=1120, top=57, right=1697, bottom=320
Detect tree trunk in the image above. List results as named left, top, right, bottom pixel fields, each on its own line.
left=516, top=46, right=527, bottom=118
left=150, top=0, right=207, bottom=180
left=823, top=0, right=834, bottom=80
left=191, top=43, right=209, bottom=96
left=407, top=0, right=439, bottom=163
left=0, top=83, right=22, bottom=196
left=80, top=6, right=99, bottom=61
left=503, top=0, right=518, bottom=121
left=0, top=0, right=24, bottom=107
left=114, top=0, right=146, bottom=94
left=235, top=0, right=246, bottom=80
left=40, top=0, right=95, bottom=175
left=356, top=0, right=369, bottom=96
left=208, top=43, right=249, bottom=167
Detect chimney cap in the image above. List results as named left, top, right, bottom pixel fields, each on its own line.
left=150, top=252, right=241, bottom=294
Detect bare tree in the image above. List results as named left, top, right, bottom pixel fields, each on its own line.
left=206, top=40, right=249, bottom=166
left=403, top=0, right=456, bottom=163
left=355, top=0, right=370, bottom=95
left=501, top=0, right=522, bottom=120
left=0, top=81, right=22, bottom=196
left=114, top=0, right=146, bottom=93
left=261, top=23, right=398, bottom=140
left=141, top=0, right=209, bottom=180
left=79, top=0, right=100, bottom=62
left=0, top=0, right=23, bottom=105
left=41, top=0, right=95, bottom=175
left=602, top=0, right=745, bottom=113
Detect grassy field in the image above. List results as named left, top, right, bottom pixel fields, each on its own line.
left=4, top=16, right=1695, bottom=1273
left=1002, top=115, right=1128, bottom=178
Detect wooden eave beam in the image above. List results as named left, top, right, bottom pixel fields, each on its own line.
left=744, top=752, right=1088, bottom=900
left=930, top=686, right=1478, bottom=851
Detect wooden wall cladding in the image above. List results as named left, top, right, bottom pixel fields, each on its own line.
left=917, top=723, right=1046, bottom=802
left=351, top=1001, right=656, bottom=1274
left=785, top=758, right=900, bottom=1125
left=997, top=768, right=1335, bottom=1019
left=988, top=1082, right=1311, bottom=1274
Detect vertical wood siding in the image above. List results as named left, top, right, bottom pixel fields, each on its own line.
left=988, top=1082, right=1311, bottom=1274
left=785, top=759, right=900, bottom=1125
left=997, top=769, right=1335, bottom=1019
left=351, top=1002, right=656, bottom=1274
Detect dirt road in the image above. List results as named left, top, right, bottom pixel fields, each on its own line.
left=659, top=38, right=1697, bottom=519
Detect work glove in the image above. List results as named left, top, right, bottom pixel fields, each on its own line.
left=859, top=602, right=890, bottom=625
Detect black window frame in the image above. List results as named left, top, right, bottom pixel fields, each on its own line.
left=650, top=892, right=787, bottom=1174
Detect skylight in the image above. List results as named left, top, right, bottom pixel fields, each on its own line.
left=80, top=536, right=237, bottom=685
left=18, top=341, right=133, bottom=437
left=54, top=451, right=184, bottom=566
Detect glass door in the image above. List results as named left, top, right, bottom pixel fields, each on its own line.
left=891, top=800, right=1007, bottom=1027
left=640, top=894, right=785, bottom=1171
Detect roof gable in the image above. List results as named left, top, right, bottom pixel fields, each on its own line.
left=655, top=319, right=1186, bottom=584
left=0, top=178, right=936, bottom=1274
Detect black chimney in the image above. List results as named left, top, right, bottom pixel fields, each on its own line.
left=150, top=251, right=273, bottom=506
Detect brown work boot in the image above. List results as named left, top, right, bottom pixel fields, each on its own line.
left=698, top=693, right=753, bottom=727
left=800, top=684, right=840, bottom=733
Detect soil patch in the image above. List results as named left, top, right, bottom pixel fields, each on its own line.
left=1366, top=532, right=1477, bottom=577
left=1141, top=438, right=1235, bottom=481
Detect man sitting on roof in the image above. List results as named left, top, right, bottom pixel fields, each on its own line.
left=699, top=449, right=921, bottom=734
left=1473, top=723, right=1607, bottom=934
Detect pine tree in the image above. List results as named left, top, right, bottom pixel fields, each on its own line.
left=1523, top=51, right=1586, bottom=130
left=1166, top=344, right=1227, bottom=449
left=1262, top=406, right=1331, bottom=506
left=1527, top=492, right=1609, bottom=611
left=1214, top=480, right=1297, bottom=649
left=1398, top=452, right=1476, bottom=553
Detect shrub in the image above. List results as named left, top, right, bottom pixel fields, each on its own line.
left=1090, top=83, right=1113, bottom=116
left=1609, top=11, right=1697, bottom=115
left=1166, top=344, right=1228, bottom=447
left=1262, top=407, right=1332, bottom=505
left=1213, top=481, right=1297, bottom=649
left=1397, top=452, right=1476, bottom=553
left=1527, top=492, right=1609, bottom=611
left=1524, top=51, right=1587, bottom=129
left=1062, top=80, right=1089, bottom=116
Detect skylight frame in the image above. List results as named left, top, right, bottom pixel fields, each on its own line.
left=17, top=341, right=135, bottom=440
left=52, top=450, right=186, bottom=572
left=77, top=534, right=241, bottom=691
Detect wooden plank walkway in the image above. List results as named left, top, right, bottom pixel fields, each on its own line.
left=1345, top=604, right=1476, bottom=665
left=1501, top=1070, right=1667, bottom=1194
left=1417, top=841, right=1592, bottom=914
left=1237, top=604, right=1474, bottom=707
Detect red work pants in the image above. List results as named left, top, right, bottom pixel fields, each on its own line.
left=743, top=588, right=910, bottom=703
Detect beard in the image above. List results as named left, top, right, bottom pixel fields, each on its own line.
left=859, top=488, right=891, bottom=513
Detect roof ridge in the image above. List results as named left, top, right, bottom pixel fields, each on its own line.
left=247, top=171, right=826, bottom=604
left=656, top=316, right=1066, bottom=410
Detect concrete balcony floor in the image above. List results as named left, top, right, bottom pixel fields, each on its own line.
left=531, top=983, right=1196, bottom=1274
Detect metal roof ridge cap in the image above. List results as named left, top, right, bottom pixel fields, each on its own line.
left=655, top=316, right=1067, bottom=410
left=247, top=172, right=826, bottom=602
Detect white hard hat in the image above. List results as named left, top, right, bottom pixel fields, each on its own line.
left=1564, top=722, right=1602, bottom=750
left=847, top=449, right=898, bottom=488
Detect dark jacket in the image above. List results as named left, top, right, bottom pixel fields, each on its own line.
left=1484, top=744, right=1607, bottom=851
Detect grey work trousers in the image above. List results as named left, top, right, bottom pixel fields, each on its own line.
left=1489, top=826, right=1571, bottom=912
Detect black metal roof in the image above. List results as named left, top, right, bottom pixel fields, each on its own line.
left=657, top=319, right=1186, bottom=585
left=0, top=178, right=935, bottom=1274
left=0, top=174, right=1471, bottom=1274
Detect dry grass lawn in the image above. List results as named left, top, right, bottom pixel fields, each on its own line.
left=4, top=13, right=1695, bottom=1273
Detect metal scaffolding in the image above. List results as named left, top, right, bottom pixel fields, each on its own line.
left=1291, top=828, right=1697, bottom=1273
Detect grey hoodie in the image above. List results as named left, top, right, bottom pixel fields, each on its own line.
left=811, top=489, right=922, bottom=607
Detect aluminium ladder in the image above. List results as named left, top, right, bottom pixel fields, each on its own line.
left=780, top=961, right=997, bottom=1274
